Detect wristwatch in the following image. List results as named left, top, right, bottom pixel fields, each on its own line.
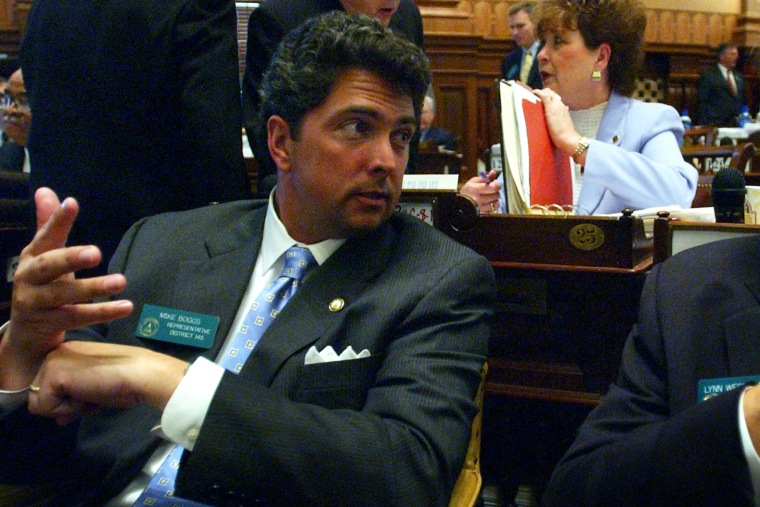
left=572, top=137, right=590, bottom=163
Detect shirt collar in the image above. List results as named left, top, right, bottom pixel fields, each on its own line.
left=261, top=189, right=345, bottom=274
left=526, top=40, right=540, bottom=57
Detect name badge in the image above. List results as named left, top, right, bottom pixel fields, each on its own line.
left=135, top=304, right=219, bottom=349
left=697, top=375, right=760, bottom=403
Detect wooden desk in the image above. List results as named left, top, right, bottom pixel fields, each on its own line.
left=433, top=202, right=651, bottom=402
left=432, top=198, right=653, bottom=503
left=682, top=144, right=737, bottom=173
left=414, top=150, right=463, bottom=175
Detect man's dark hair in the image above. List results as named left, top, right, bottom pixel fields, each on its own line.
left=508, top=1, right=535, bottom=16
left=717, top=41, right=738, bottom=57
left=256, top=11, right=431, bottom=149
left=536, top=0, right=646, bottom=96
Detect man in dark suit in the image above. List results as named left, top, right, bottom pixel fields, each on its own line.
left=420, top=95, right=458, bottom=151
left=0, top=140, right=24, bottom=172
left=697, top=41, right=746, bottom=127
left=0, top=13, right=493, bottom=506
left=20, top=0, right=252, bottom=278
left=0, top=68, right=29, bottom=173
left=543, top=235, right=760, bottom=506
left=242, top=0, right=424, bottom=195
left=501, top=2, right=542, bottom=90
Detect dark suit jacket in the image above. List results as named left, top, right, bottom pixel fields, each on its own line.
left=543, top=236, right=760, bottom=506
left=241, top=0, right=424, bottom=191
left=0, top=201, right=494, bottom=507
left=421, top=126, right=458, bottom=151
left=697, top=64, right=746, bottom=126
left=20, top=0, right=251, bottom=277
left=0, top=140, right=24, bottom=172
left=501, top=46, right=542, bottom=90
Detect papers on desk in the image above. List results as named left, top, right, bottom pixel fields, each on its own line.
left=598, top=205, right=716, bottom=237
left=402, top=174, right=458, bottom=190
left=398, top=175, right=458, bottom=226
left=718, top=123, right=760, bottom=143
left=242, top=133, right=254, bottom=157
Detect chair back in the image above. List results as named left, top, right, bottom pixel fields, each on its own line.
left=415, top=151, right=463, bottom=175
left=448, top=363, right=487, bottom=507
left=683, top=125, right=718, bottom=147
left=686, top=142, right=755, bottom=208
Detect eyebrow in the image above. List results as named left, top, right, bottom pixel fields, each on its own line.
left=335, top=105, right=417, bottom=128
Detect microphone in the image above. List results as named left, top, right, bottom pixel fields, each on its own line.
left=711, top=167, right=747, bottom=223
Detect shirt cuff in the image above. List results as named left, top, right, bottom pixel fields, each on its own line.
left=738, top=386, right=760, bottom=506
left=157, top=357, right=224, bottom=451
left=0, top=321, right=29, bottom=413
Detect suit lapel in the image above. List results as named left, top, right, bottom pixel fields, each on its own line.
left=578, top=93, right=628, bottom=213
left=170, top=207, right=265, bottom=361
left=529, top=59, right=540, bottom=88
left=244, top=219, right=396, bottom=386
left=595, top=92, right=627, bottom=146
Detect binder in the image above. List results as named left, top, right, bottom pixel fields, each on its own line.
left=497, top=80, right=575, bottom=214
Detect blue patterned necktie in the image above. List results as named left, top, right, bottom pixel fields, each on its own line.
left=134, top=246, right=317, bottom=506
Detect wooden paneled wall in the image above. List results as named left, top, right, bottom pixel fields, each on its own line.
left=3, top=0, right=759, bottom=180
left=419, top=0, right=760, bottom=178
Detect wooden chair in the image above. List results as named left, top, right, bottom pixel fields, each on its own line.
left=683, top=125, right=718, bottom=147
left=0, top=171, right=33, bottom=322
left=415, top=151, right=463, bottom=175
left=685, top=142, right=756, bottom=208
left=448, top=363, right=487, bottom=507
left=653, top=212, right=760, bottom=264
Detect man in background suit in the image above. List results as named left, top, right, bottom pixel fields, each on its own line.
left=20, top=0, right=252, bottom=278
left=0, top=13, right=493, bottom=506
left=242, top=0, right=424, bottom=195
left=697, top=41, right=746, bottom=127
left=0, top=140, right=24, bottom=173
left=0, top=68, right=30, bottom=173
left=543, top=235, right=760, bottom=506
left=501, top=2, right=542, bottom=90
left=419, top=95, right=458, bottom=151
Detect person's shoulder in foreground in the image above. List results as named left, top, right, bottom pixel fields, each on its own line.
left=543, top=235, right=760, bottom=507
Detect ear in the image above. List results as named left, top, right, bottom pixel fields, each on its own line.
left=267, top=115, right=292, bottom=172
left=596, top=42, right=611, bottom=71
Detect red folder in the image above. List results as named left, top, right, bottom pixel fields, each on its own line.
left=520, top=98, right=573, bottom=206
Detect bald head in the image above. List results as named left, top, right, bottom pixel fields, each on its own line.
left=8, top=68, right=22, bottom=90
left=339, top=0, right=400, bottom=26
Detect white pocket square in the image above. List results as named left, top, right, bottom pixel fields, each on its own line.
left=304, top=345, right=370, bottom=365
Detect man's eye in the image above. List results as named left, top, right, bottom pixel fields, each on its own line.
left=341, top=120, right=370, bottom=137
left=392, top=129, right=414, bottom=149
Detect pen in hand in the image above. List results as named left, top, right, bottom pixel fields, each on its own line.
left=479, top=170, right=491, bottom=184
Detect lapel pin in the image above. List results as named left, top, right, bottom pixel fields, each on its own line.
left=329, top=298, right=345, bottom=312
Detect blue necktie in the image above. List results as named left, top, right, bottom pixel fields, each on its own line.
left=134, top=246, right=317, bottom=506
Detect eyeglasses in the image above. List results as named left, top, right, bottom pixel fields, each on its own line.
left=0, top=92, right=30, bottom=112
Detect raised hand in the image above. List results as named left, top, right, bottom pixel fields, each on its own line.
left=533, top=88, right=580, bottom=156
left=0, top=188, right=133, bottom=391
